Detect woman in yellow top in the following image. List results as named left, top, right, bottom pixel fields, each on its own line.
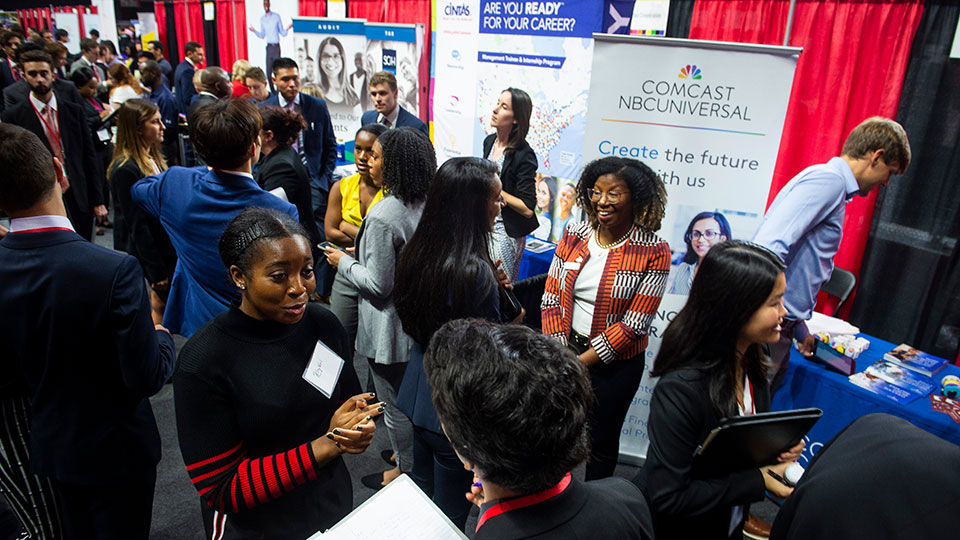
left=327, top=123, right=389, bottom=354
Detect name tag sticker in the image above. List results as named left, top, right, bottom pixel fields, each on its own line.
left=563, top=262, right=581, bottom=271
left=302, top=340, right=344, bottom=398
left=97, top=128, right=111, bottom=142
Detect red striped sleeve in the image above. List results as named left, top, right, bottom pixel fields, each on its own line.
left=300, top=443, right=318, bottom=481
left=238, top=459, right=256, bottom=509
left=276, top=452, right=293, bottom=491
left=251, top=459, right=269, bottom=506
left=287, top=447, right=304, bottom=485
left=264, top=456, right=282, bottom=498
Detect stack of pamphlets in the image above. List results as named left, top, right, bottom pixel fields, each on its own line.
left=848, top=345, right=946, bottom=404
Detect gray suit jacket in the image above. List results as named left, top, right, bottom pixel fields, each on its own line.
left=338, top=195, right=423, bottom=364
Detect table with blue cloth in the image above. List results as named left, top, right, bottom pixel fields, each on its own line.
left=772, top=334, right=960, bottom=453
left=518, top=236, right=556, bottom=280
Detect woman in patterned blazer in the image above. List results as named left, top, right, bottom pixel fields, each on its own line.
left=541, top=156, right=671, bottom=480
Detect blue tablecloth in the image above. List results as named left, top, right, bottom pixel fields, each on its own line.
left=518, top=237, right=556, bottom=280
left=772, top=334, right=960, bottom=452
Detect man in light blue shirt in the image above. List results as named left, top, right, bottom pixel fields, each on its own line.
left=249, top=0, right=291, bottom=93
left=753, top=117, right=911, bottom=390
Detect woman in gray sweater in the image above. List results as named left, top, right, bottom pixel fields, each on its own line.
left=325, top=127, right=437, bottom=489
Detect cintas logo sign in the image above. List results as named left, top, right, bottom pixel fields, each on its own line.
left=444, top=2, right=471, bottom=16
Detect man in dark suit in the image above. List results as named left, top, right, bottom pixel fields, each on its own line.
left=4, top=40, right=85, bottom=111
left=174, top=41, right=204, bottom=114
left=141, top=60, right=180, bottom=165
left=69, top=37, right=106, bottom=82
left=0, top=29, right=23, bottom=109
left=259, top=57, right=337, bottom=227
left=0, top=123, right=175, bottom=540
left=146, top=40, right=173, bottom=85
left=771, top=413, right=958, bottom=539
left=360, top=70, right=427, bottom=136
left=2, top=49, right=104, bottom=240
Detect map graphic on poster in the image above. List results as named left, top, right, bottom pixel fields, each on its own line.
left=474, top=35, right=592, bottom=182
left=474, top=0, right=601, bottom=183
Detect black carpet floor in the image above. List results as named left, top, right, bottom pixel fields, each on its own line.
left=0, top=215, right=779, bottom=539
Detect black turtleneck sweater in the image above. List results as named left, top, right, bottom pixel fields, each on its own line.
left=174, top=303, right=360, bottom=539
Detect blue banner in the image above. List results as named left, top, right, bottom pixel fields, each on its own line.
left=477, top=51, right=566, bottom=69
left=365, top=24, right=417, bottom=43
left=478, top=0, right=602, bottom=38
left=291, top=19, right=366, bottom=35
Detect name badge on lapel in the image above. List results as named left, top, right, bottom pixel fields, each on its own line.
left=302, top=340, right=344, bottom=398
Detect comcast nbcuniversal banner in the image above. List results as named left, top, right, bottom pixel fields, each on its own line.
left=582, top=35, right=800, bottom=460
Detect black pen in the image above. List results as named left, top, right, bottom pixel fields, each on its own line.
left=766, top=469, right=793, bottom=487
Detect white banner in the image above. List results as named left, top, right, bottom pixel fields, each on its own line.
left=364, top=23, right=422, bottom=116
left=292, top=18, right=367, bottom=164
left=432, top=0, right=481, bottom=161
left=245, top=0, right=297, bottom=90
left=53, top=12, right=81, bottom=55
left=583, top=35, right=799, bottom=460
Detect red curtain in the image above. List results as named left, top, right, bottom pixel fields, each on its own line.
left=299, top=0, right=327, bottom=17
left=347, top=0, right=386, bottom=21
left=216, top=0, right=248, bottom=70
left=186, top=0, right=206, bottom=65
left=690, top=0, right=923, bottom=318
left=155, top=1, right=167, bottom=53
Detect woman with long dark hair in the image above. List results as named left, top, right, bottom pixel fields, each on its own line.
left=109, top=98, right=177, bottom=318
left=635, top=241, right=802, bottom=540
left=669, top=211, right=731, bottom=295
left=325, top=127, right=435, bottom=490
left=394, top=157, right=510, bottom=528
left=482, top=87, right=539, bottom=280
left=318, top=36, right=360, bottom=107
left=541, top=156, right=671, bottom=480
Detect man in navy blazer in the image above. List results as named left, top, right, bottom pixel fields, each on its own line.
left=259, top=57, right=338, bottom=227
left=174, top=41, right=204, bottom=114
left=360, top=70, right=427, bottom=136
left=0, top=124, right=176, bottom=539
left=2, top=48, right=105, bottom=240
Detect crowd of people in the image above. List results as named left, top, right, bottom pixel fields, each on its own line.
left=2, top=21, right=953, bottom=540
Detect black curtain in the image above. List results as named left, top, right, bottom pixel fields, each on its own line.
left=849, top=2, right=960, bottom=361
left=666, top=0, right=694, bottom=38
left=202, top=8, right=219, bottom=68
left=165, top=1, right=180, bottom=66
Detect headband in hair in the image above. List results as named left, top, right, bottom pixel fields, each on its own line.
left=235, top=222, right=268, bottom=256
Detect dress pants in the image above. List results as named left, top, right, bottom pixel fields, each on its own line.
left=53, top=466, right=155, bottom=540
left=410, top=426, right=473, bottom=530
left=585, top=356, right=646, bottom=480
left=366, top=359, right=414, bottom=473
left=310, top=182, right=334, bottom=296
left=266, top=44, right=281, bottom=92
left=329, top=271, right=358, bottom=361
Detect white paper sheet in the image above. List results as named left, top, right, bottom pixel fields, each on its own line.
left=306, top=474, right=468, bottom=540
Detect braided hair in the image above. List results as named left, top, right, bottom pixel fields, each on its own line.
left=218, top=207, right=309, bottom=275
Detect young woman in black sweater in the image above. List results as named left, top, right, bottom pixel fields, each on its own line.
left=634, top=241, right=803, bottom=540
left=174, top=207, right=384, bottom=539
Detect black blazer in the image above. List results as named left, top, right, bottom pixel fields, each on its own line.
left=483, top=133, right=539, bottom=238
left=255, top=146, right=322, bottom=248
left=259, top=93, right=338, bottom=193
left=109, top=160, right=178, bottom=284
left=0, top=229, right=176, bottom=484
left=174, top=59, right=197, bottom=114
left=475, top=476, right=654, bottom=540
left=3, top=78, right=85, bottom=112
left=770, top=413, right=959, bottom=540
left=634, top=368, right=770, bottom=540
left=2, top=98, right=103, bottom=210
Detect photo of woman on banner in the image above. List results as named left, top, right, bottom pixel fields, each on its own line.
left=533, top=174, right=557, bottom=240
left=668, top=211, right=732, bottom=295
left=318, top=37, right=360, bottom=108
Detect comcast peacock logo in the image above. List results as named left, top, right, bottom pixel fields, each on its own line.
left=678, top=65, right=702, bottom=80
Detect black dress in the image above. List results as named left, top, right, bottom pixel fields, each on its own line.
left=174, top=304, right=360, bottom=539
left=109, top=160, right=177, bottom=284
